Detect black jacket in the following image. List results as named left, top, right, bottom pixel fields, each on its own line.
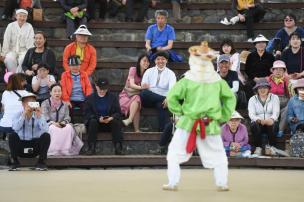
left=22, top=47, right=57, bottom=76
left=84, top=92, right=122, bottom=125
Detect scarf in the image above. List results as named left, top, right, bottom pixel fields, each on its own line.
left=50, top=97, right=62, bottom=111
left=271, top=75, right=284, bottom=85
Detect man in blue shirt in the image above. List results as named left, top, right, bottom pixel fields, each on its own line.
left=145, top=10, right=182, bottom=62
left=9, top=93, right=50, bottom=171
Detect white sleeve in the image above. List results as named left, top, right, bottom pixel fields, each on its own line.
left=230, top=53, right=240, bottom=72
left=271, top=94, right=281, bottom=121
left=1, top=24, right=12, bottom=56
left=141, top=70, right=149, bottom=85
left=26, top=24, right=35, bottom=50
left=32, top=76, right=38, bottom=85
left=231, top=81, right=239, bottom=93
left=248, top=97, right=259, bottom=122
left=168, top=71, right=177, bottom=89
left=50, top=75, right=56, bottom=82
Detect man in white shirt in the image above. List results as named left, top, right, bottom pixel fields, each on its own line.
left=0, top=9, right=34, bottom=73
left=140, top=51, right=177, bottom=131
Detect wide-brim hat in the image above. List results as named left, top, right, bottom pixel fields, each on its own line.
left=253, top=78, right=271, bottom=90
left=154, top=51, right=169, bottom=60
left=230, top=111, right=244, bottom=119
left=74, top=25, right=92, bottom=36
left=253, top=34, right=269, bottom=44
left=16, top=9, right=28, bottom=15
left=271, top=60, right=287, bottom=71
left=19, top=92, right=37, bottom=101
left=292, top=78, right=304, bottom=91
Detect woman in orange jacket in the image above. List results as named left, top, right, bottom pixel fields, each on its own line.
left=61, top=55, right=92, bottom=122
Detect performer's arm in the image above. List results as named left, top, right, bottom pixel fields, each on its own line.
left=167, top=80, right=186, bottom=116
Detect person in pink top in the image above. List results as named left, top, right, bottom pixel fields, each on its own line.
left=119, top=54, right=150, bottom=132
left=221, top=111, right=251, bottom=157
left=267, top=60, right=290, bottom=137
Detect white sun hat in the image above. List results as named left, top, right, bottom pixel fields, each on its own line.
left=230, top=111, right=244, bottom=119
left=74, top=25, right=92, bottom=36
left=16, top=9, right=28, bottom=16
left=253, top=34, right=269, bottom=43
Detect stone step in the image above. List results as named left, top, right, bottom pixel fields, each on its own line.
left=3, top=155, right=303, bottom=168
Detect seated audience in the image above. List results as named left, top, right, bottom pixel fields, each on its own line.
left=32, top=63, right=56, bottom=103
left=41, top=84, right=83, bottom=156
left=58, top=0, right=88, bottom=39
left=268, top=14, right=304, bottom=57
left=140, top=51, right=176, bottom=131
left=61, top=55, right=92, bottom=122
left=267, top=60, right=290, bottom=137
left=217, top=39, right=245, bottom=84
left=221, top=111, right=251, bottom=157
left=63, top=25, right=96, bottom=78
left=9, top=92, right=50, bottom=171
left=86, top=0, right=122, bottom=21
left=1, top=0, right=42, bottom=21
left=125, top=0, right=149, bottom=22
left=22, top=31, right=57, bottom=86
left=281, top=32, right=304, bottom=79
left=227, top=0, right=266, bottom=42
left=248, top=79, right=280, bottom=156
left=287, top=78, right=304, bottom=134
left=245, top=34, right=275, bottom=98
left=0, top=9, right=34, bottom=73
left=217, top=54, right=239, bottom=94
left=145, top=10, right=182, bottom=62
left=85, top=78, right=124, bottom=155
left=0, top=74, right=28, bottom=134
left=119, top=54, right=150, bottom=132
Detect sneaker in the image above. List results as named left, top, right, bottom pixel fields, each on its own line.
left=9, top=159, right=20, bottom=171
left=220, top=17, right=231, bottom=25
left=122, top=119, right=132, bottom=126
left=254, top=147, right=262, bottom=156
left=247, top=38, right=253, bottom=42
left=277, top=131, right=284, bottom=138
left=229, top=16, right=240, bottom=25
left=217, top=185, right=229, bottom=192
left=35, top=162, right=48, bottom=171
left=241, top=150, right=251, bottom=158
left=162, top=184, right=178, bottom=191
left=265, top=145, right=276, bottom=156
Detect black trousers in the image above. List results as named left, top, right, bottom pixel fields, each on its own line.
left=66, top=17, right=87, bottom=38
left=241, top=6, right=266, bottom=38
left=87, top=0, right=118, bottom=20
left=87, top=118, right=123, bottom=145
left=126, top=0, right=149, bottom=21
left=250, top=122, right=276, bottom=147
left=140, top=90, right=171, bottom=132
left=2, top=0, right=18, bottom=18
left=70, top=101, right=85, bottom=123
left=159, top=122, right=173, bottom=147
left=8, top=133, right=50, bottom=161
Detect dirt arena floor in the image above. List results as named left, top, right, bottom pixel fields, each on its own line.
left=0, top=168, right=303, bottom=202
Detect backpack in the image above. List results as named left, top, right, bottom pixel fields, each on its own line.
left=289, top=132, right=304, bottom=158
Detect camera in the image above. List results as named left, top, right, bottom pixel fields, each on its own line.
left=24, top=148, right=34, bottom=154
left=28, top=102, right=40, bottom=109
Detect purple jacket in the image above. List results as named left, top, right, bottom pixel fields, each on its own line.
left=221, top=123, right=249, bottom=147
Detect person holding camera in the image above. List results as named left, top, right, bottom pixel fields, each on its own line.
left=9, top=92, right=50, bottom=171
left=84, top=78, right=123, bottom=155
left=41, top=84, right=83, bottom=156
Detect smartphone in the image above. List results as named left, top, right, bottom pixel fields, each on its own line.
left=28, top=102, right=40, bottom=108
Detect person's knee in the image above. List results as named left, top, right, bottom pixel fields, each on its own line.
left=8, top=133, right=19, bottom=142
left=40, top=133, right=51, bottom=143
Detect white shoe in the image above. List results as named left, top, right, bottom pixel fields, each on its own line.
left=220, top=17, right=231, bottom=25
left=217, top=185, right=230, bottom=192
left=229, top=16, right=240, bottom=25
left=122, top=119, right=132, bottom=126
left=254, top=147, right=262, bottom=156
left=162, top=184, right=178, bottom=191
left=241, top=150, right=251, bottom=158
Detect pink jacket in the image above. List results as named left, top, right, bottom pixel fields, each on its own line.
left=267, top=75, right=289, bottom=97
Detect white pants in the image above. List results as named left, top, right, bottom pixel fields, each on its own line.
left=4, top=51, right=26, bottom=73
left=166, top=128, right=228, bottom=187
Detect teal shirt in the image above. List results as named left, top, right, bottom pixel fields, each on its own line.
left=167, top=78, right=236, bottom=135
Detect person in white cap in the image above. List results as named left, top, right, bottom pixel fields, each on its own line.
left=63, top=25, right=96, bottom=77
left=0, top=9, right=34, bottom=73
left=244, top=34, right=275, bottom=98
left=58, top=0, right=88, bottom=39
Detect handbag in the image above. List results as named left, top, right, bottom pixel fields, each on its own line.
left=124, top=86, right=140, bottom=97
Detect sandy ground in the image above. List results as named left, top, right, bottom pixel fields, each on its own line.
left=0, top=168, right=303, bottom=202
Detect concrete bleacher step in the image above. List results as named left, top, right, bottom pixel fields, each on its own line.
left=13, top=155, right=304, bottom=168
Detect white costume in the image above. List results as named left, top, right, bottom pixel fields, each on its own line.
left=164, top=42, right=236, bottom=191
left=1, top=21, right=34, bottom=72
